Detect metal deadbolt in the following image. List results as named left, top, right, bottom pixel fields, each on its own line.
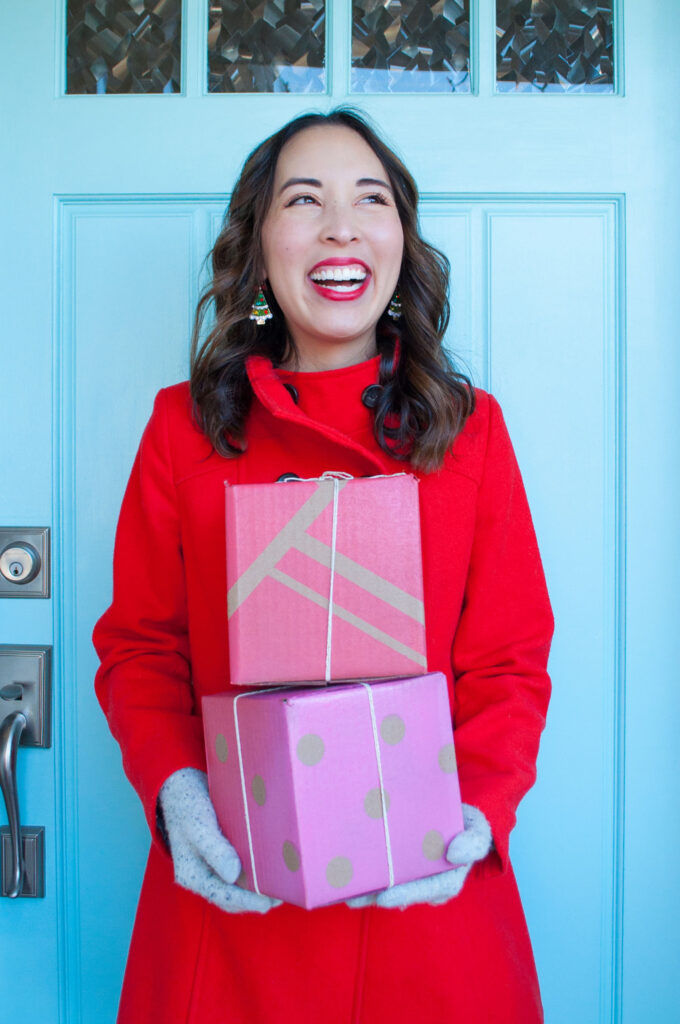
left=0, top=544, right=41, bottom=585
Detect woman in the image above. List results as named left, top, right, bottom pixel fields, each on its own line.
left=93, top=108, right=553, bottom=1023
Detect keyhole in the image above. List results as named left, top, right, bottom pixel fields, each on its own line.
left=10, top=562, right=23, bottom=577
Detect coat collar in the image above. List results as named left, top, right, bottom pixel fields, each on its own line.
left=245, top=353, right=389, bottom=474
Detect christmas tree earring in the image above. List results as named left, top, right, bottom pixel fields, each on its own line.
left=249, top=285, right=273, bottom=325
left=387, top=288, right=402, bottom=320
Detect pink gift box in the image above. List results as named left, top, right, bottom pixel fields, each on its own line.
left=203, top=672, right=464, bottom=910
left=226, top=474, right=427, bottom=685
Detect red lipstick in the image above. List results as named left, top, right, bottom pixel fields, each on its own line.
left=307, top=258, right=371, bottom=302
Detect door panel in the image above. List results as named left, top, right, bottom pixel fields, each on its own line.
left=67, top=202, right=199, bottom=1018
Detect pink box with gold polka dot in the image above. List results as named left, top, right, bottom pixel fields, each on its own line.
left=202, top=672, right=464, bottom=909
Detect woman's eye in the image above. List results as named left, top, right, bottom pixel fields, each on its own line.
left=287, top=194, right=318, bottom=206
left=361, top=193, right=389, bottom=205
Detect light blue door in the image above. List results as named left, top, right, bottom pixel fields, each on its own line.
left=1, top=2, right=678, bottom=1021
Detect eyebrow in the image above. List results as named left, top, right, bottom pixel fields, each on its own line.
left=357, top=177, right=393, bottom=192
left=278, top=177, right=322, bottom=194
left=278, top=176, right=394, bottom=195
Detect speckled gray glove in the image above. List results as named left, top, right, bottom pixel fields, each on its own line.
left=158, top=767, right=281, bottom=914
left=346, top=803, right=492, bottom=910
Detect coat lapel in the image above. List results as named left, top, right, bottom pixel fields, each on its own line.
left=245, top=354, right=389, bottom=475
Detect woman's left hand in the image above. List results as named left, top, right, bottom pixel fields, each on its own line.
left=346, top=804, right=492, bottom=910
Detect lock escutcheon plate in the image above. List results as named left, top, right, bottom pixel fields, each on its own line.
left=0, top=528, right=50, bottom=598
left=0, top=827, right=45, bottom=898
left=0, top=647, right=51, bottom=748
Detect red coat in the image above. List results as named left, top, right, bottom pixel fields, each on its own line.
left=93, top=353, right=553, bottom=1024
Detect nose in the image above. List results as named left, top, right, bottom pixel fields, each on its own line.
left=320, top=201, right=359, bottom=245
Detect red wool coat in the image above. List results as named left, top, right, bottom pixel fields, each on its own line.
left=93, top=353, right=554, bottom=1024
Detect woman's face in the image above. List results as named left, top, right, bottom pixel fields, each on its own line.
left=261, top=124, right=404, bottom=368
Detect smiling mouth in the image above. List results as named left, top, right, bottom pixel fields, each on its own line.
left=308, top=264, right=369, bottom=294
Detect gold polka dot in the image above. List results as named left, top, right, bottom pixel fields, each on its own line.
left=422, top=829, right=445, bottom=861
left=215, top=733, right=228, bottom=762
left=251, top=774, right=266, bottom=806
left=326, top=856, right=353, bottom=888
left=296, top=733, right=325, bottom=766
left=380, top=713, right=405, bottom=745
left=364, top=786, right=391, bottom=819
left=438, top=742, right=457, bottom=773
left=282, top=840, right=301, bottom=872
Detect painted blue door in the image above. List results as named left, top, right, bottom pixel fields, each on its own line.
left=1, top=2, right=678, bottom=1021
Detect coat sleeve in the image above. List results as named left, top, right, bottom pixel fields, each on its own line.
left=451, top=394, right=554, bottom=876
left=92, top=388, right=207, bottom=847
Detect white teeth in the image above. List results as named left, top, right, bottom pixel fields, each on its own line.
left=309, top=265, right=368, bottom=283
left=317, top=280, right=364, bottom=291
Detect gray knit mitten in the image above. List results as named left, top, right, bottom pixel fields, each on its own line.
left=158, top=767, right=281, bottom=914
left=346, top=803, right=492, bottom=910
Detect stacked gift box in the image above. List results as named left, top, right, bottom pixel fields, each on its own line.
left=203, top=473, right=464, bottom=909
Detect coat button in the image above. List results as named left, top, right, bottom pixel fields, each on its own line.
left=283, top=383, right=299, bottom=404
left=361, top=384, right=382, bottom=409
left=277, top=473, right=301, bottom=482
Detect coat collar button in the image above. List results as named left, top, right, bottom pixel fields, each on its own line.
left=361, top=384, right=382, bottom=409
left=283, top=382, right=299, bottom=404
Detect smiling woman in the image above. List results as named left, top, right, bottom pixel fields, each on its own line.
left=260, top=125, right=404, bottom=368
left=93, top=107, right=554, bottom=1024
left=190, top=108, right=475, bottom=471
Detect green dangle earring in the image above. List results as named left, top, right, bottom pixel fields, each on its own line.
left=249, top=285, right=273, bottom=326
left=387, top=287, right=402, bottom=320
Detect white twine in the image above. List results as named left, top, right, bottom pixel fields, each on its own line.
left=232, top=681, right=395, bottom=896
left=281, top=471, right=407, bottom=486
left=280, top=472, right=410, bottom=681
left=280, top=472, right=347, bottom=682
left=325, top=477, right=339, bottom=682
left=231, top=470, right=405, bottom=892
left=282, top=472, right=353, bottom=483
left=232, top=686, right=285, bottom=895
left=359, top=681, right=395, bottom=887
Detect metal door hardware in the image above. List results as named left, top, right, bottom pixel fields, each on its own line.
left=0, top=544, right=41, bottom=583
left=0, top=646, right=51, bottom=898
left=0, top=528, right=50, bottom=598
left=0, top=827, right=44, bottom=897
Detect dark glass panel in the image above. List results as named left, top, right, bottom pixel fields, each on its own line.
left=66, top=0, right=182, bottom=94
left=496, top=0, right=614, bottom=92
left=208, top=0, right=325, bottom=93
left=352, top=0, right=471, bottom=94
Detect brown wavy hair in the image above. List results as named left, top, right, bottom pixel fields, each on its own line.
left=190, top=107, right=474, bottom=472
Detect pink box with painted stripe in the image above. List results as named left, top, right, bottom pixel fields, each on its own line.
left=203, top=672, right=464, bottom=909
left=226, top=474, right=427, bottom=685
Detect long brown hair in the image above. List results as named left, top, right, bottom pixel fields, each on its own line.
left=190, top=108, right=474, bottom=471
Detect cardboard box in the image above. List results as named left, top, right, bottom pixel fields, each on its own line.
left=203, top=672, right=464, bottom=909
left=226, top=474, right=427, bottom=685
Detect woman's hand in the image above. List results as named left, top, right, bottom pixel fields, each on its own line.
left=346, top=804, right=492, bottom=910
left=158, top=768, right=281, bottom=914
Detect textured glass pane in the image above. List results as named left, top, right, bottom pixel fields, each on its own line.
left=66, top=0, right=182, bottom=94
left=496, top=0, right=614, bottom=93
left=352, top=0, right=470, bottom=93
left=208, top=0, right=325, bottom=93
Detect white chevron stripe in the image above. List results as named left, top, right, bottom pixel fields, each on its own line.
left=269, top=568, right=427, bottom=669
left=294, top=533, right=425, bottom=625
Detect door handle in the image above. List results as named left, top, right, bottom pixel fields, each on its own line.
left=0, top=647, right=50, bottom=898
left=0, top=706, right=27, bottom=897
